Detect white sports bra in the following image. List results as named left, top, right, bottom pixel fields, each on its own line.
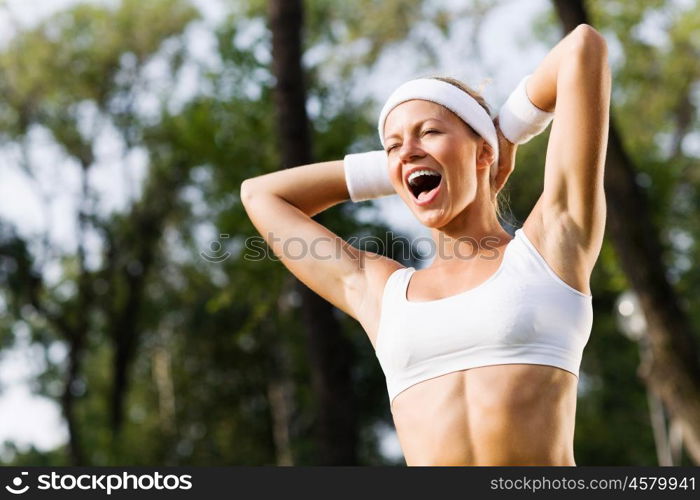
left=374, top=228, right=593, bottom=405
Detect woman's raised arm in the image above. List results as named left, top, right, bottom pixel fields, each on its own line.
left=523, top=23, right=611, bottom=273
left=240, top=160, right=400, bottom=342
left=241, top=160, right=348, bottom=217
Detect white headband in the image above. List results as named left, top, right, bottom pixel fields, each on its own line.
left=377, top=78, right=499, bottom=163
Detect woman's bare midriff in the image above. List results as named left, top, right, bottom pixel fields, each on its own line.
left=389, top=363, right=579, bottom=466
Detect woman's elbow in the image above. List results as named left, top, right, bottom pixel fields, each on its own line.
left=570, top=24, right=608, bottom=61
left=240, top=178, right=258, bottom=208
left=565, top=24, right=610, bottom=82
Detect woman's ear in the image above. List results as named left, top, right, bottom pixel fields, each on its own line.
left=477, top=141, right=496, bottom=170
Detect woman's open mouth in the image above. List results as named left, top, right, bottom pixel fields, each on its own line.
left=406, top=169, right=442, bottom=205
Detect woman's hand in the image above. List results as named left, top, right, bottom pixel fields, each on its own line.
left=492, top=116, right=518, bottom=194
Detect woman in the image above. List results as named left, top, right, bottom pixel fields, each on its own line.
left=241, top=23, right=611, bottom=465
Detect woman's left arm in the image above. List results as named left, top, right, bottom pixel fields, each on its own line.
left=526, top=23, right=611, bottom=264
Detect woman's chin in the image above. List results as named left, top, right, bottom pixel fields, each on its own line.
left=401, top=191, right=445, bottom=225
left=414, top=209, right=449, bottom=228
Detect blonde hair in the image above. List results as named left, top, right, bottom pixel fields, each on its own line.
left=427, top=75, right=513, bottom=227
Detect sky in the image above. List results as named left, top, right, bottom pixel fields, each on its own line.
left=0, top=0, right=565, bottom=463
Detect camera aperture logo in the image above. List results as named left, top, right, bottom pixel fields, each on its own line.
left=200, top=233, right=231, bottom=263
left=4, top=471, right=193, bottom=495
left=5, top=471, right=29, bottom=494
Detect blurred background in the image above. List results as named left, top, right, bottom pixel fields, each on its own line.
left=0, top=0, right=699, bottom=466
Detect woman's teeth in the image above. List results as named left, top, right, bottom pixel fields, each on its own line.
left=407, top=169, right=440, bottom=186
left=407, top=170, right=442, bottom=199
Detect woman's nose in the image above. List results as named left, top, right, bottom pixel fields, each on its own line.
left=398, top=136, right=425, bottom=162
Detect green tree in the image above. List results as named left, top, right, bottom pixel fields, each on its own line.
left=0, top=0, right=200, bottom=464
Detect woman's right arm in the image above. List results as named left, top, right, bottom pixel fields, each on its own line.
left=240, top=160, right=401, bottom=334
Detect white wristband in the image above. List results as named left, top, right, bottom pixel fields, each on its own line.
left=343, top=150, right=395, bottom=202
left=498, top=75, right=554, bottom=144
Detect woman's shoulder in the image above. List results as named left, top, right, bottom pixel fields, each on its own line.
left=520, top=211, right=594, bottom=296
left=351, top=254, right=405, bottom=347
left=364, top=255, right=406, bottom=299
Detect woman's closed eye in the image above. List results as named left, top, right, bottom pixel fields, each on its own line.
left=420, top=129, right=443, bottom=141
left=386, top=130, right=440, bottom=153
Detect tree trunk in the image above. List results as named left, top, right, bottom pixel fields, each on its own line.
left=107, top=160, right=190, bottom=439
left=62, top=334, right=85, bottom=465
left=267, top=0, right=359, bottom=465
left=266, top=340, right=295, bottom=466
left=552, top=0, right=700, bottom=465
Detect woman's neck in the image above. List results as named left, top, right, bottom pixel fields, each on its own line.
left=428, top=198, right=511, bottom=266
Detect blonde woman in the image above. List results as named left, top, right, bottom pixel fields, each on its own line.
left=241, top=23, right=610, bottom=465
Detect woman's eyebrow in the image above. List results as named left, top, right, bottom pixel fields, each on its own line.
left=385, top=118, right=445, bottom=141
